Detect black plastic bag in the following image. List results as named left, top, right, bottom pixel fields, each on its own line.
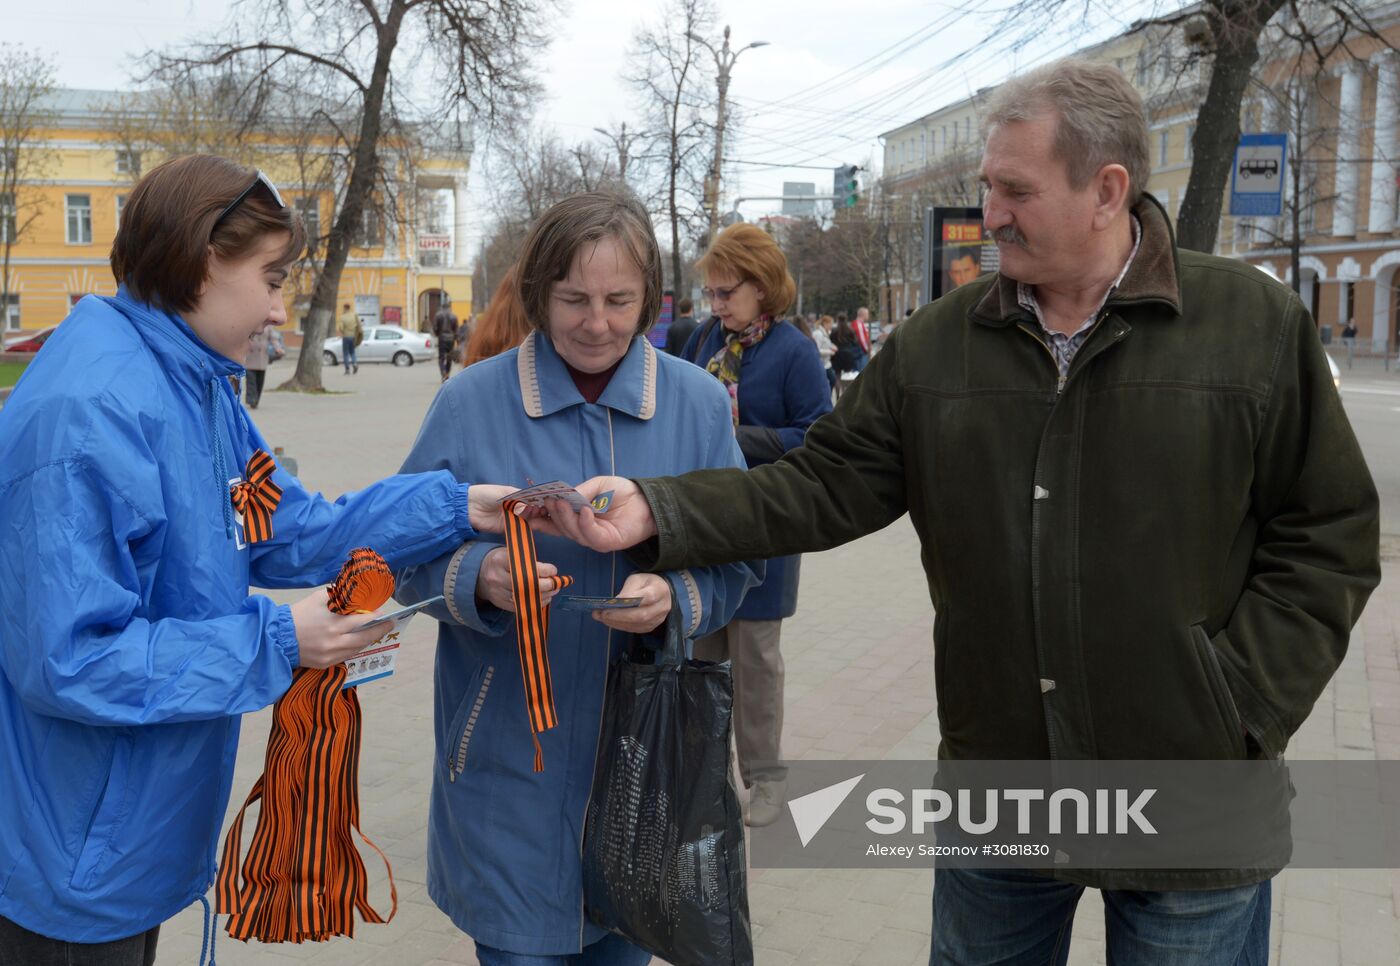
left=582, top=618, right=752, bottom=966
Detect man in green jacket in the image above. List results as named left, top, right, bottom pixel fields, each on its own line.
left=544, top=58, right=1380, bottom=962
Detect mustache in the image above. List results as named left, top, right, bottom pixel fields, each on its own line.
left=991, top=226, right=1029, bottom=249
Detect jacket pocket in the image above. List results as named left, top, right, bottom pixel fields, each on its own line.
left=1190, top=626, right=1247, bottom=759
left=70, top=734, right=133, bottom=891
left=444, top=665, right=494, bottom=783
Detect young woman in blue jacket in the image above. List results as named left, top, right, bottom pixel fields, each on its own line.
left=394, top=190, right=760, bottom=964
left=0, top=155, right=510, bottom=965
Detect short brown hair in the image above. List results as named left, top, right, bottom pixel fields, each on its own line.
left=110, top=155, right=305, bottom=313
left=514, top=190, right=662, bottom=334
left=696, top=223, right=796, bottom=317
left=981, top=58, right=1150, bottom=206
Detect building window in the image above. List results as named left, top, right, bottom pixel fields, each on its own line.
left=1342, top=281, right=1356, bottom=324
left=2, top=295, right=17, bottom=331
left=297, top=197, right=320, bottom=255
left=1185, top=125, right=1194, bottom=163
left=921, top=132, right=926, bottom=161
left=1158, top=131, right=1169, bottom=167
left=1136, top=48, right=1149, bottom=86
left=115, top=150, right=141, bottom=177
left=0, top=192, right=14, bottom=244
left=965, top=117, right=972, bottom=141
left=1234, top=217, right=1256, bottom=247
left=115, top=194, right=127, bottom=229
left=66, top=194, right=92, bottom=245
left=356, top=207, right=382, bottom=248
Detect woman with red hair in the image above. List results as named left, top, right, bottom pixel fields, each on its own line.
left=464, top=265, right=532, bottom=366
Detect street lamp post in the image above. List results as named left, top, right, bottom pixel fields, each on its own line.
left=593, top=123, right=640, bottom=186
left=690, top=26, right=768, bottom=248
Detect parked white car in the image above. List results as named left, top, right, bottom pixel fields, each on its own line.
left=322, top=325, right=435, bottom=367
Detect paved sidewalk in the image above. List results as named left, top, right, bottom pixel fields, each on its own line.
left=155, top=359, right=1399, bottom=965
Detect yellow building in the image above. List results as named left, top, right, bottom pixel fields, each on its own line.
left=2, top=88, right=472, bottom=340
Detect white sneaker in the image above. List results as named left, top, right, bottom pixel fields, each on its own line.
left=745, top=779, right=787, bottom=828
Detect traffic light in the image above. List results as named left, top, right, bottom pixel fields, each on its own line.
left=832, top=164, right=860, bottom=208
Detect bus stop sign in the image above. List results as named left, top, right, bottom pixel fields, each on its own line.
left=1230, top=133, right=1287, bottom=217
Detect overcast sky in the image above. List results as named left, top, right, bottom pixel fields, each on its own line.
left=14, top=0, right=1157, bottom=264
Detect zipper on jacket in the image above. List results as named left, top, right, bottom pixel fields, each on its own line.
left=1016, top=322, right=1064, bottom=396
left=448, top=666, right=494, bottom=782
left=579, top=409, right=619, bottom=951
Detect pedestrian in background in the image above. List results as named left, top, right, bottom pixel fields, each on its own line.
left=244, top=327, right=269, bottom=409
left=465, top=266, right=533, bottom=366
left=433, top=300, right=460, bottom=382
left=852, top=305, right=873, bottom=370
left=679, top=222, right=832, bottom=827
left=336, top=301, right=360, bottom=374
left=831, top=311, right=860, bottom=398
left=812, top=313, right=837, bottom=395
left=663, top=296, right=697, bottom=355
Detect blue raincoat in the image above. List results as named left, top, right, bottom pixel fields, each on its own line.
left=0, top=290, right=479, bottom=942
left=395, top=332, right=761, bottom=955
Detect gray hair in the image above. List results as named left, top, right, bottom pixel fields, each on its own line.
left=981, top=58, right=1150, bottom=206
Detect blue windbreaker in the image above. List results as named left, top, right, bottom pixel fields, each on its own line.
left=0, top=289, right=478, bottom=942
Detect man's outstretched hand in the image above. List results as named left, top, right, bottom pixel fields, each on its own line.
left=536, top=476, right=657, bottom=553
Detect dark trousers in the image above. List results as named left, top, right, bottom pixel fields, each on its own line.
left=0, top=915, right=159, bottom=966
left=245, top=367, right=266, bottom=408
left=438, top=338, right=455, bottom=379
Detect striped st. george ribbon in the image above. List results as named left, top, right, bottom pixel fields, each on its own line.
left=229, top=449, right=283, bottom=544
left=501, top=500, right=573, bottom=772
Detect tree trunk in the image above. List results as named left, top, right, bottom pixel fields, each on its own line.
left=1175, top=0, right=1286, bottom=253
left=280, top=0, right=407, bottom=391
left=669, top=139, right=683, bottom=296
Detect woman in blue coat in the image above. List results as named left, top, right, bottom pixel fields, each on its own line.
left=679, top=224, right=832, bottom=829
left=0, top=156, right=510, bottom=964
left=394, top=191, right=760, bottom=965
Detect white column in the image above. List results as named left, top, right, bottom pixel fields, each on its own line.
left=1369, top=53, right=1399, bottom=233
left=1333, top=62, right=1364, bottom=237
left=453, top=178, right=471, bottom=269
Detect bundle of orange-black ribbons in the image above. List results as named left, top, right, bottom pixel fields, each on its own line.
left=216, top=548, right=397, bottom=943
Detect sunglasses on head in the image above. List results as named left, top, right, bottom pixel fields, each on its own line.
left=213, top=170, right=286, bottom=229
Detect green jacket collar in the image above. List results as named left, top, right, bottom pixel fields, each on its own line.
left=971, top=193, right=1183, bottom=327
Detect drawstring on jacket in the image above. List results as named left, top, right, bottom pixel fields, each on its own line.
left=205, top=376, right=234, bottom=539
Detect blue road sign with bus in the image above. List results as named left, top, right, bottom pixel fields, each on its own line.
left=1230, top=134, right=1288, bottom=217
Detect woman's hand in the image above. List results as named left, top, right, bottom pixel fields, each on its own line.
left=467, top=484, right=519, bottom=532
left=290, top=588, right=388, bottom=669
left=592, top=572, right=671, bottom=634
left=476, top=546, right=563, bottom=613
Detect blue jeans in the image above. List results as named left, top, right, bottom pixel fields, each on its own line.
left=931, top=868, right=1270, bottom=965
left=341, top=336, right=357, bottom=369
left=474, top=933, right=651, bottom=966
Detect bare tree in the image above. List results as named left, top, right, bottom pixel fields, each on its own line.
left=473, top=125, right=618, bottom=304
left=0, top=45, right=57, bottom=335
left=147, top=0, right=549, bottom=391
left=629, top=0, right=716, bottom=294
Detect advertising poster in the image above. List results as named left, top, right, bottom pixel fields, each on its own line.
left=924, top=207, right=999, bottom=303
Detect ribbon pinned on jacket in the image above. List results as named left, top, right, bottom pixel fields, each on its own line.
left=216, top=548, right=396, bottom=943
left=229, top=450, right=283, bottom=544
left=502, top=500, right=573, bottom=772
